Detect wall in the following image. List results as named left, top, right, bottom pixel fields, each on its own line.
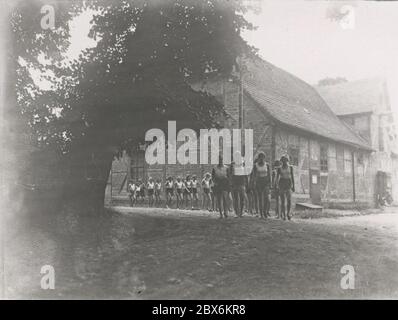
left=274, top=127, right=374, bottom=206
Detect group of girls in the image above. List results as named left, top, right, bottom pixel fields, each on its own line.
left=128, top=174, right=203, bottom=209
left=165, top=175, right=201, bottom=209
left=127, top=152, right=295, bottom=219
left=127, top=177, right=162, bottom=207
left=212, top=152, right=295, bottom=220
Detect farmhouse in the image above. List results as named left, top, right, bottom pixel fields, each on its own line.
left=316, top=78, right=398, bottom=204
left=107, top=56, right=379, bottom=207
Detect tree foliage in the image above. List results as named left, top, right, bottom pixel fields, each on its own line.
left=13, top=0, right=255, bottom=158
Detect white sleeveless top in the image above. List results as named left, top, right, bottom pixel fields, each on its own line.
left=256, top=162, right=269, bottom=177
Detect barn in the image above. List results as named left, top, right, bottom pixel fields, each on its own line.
left=107, top=56, right=377, bottom=208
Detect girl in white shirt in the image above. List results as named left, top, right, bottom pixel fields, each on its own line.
left=154, top=178, right=162, bottom=207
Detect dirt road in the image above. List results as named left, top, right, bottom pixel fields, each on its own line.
left=4, top=207, right=398, bottom=299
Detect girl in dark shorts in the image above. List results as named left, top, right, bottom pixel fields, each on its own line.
left=230, top=151, right=248, bottom=217
left=252, top=152, right=271, bottom=219
left=165, top=176, right=174, bottom=209
left=147, top=177, right=155, bottom=207
left=271, top=160, right=281, bottom=218
left=276, top=155, right=295, bottom=220
left=128, top=180, right=137, bottom=207
left=212, top=155, right=231, bottom=218
left=139, top=180, right=146, bottom=204
left=245, top=174, right=256, bottom=215
left=154, top=178, right=162, bottom=207
left=201, top=172, right=212, bottom=211
left=175, top=176, right=183, bottom=209
left=191, top=175, right=199, bottom=209
left=183, top=175, right=192, bottom=209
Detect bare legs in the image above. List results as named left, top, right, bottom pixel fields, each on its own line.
left=216, top=190, right=229, bottom=218
left=279, top=189, right=291, bottom=220
left=256, top=186, right=270, bottom=219
left=232, top=187, right=245, bottom=217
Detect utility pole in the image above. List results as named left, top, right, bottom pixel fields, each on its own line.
left=238, top=56, right=244, bottom=131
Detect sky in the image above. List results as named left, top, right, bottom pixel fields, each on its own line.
left=242, top=0, right=398, bottom=116
left=32, top=0, right=398, bottom=118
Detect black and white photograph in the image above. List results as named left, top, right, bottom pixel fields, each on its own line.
left=1, top=0, right=398, bottom=303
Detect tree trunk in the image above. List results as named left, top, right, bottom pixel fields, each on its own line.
left=60, top=149, right=114, bottom=217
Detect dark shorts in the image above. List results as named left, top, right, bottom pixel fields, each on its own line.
left=232, top=185, right=246, bottom=193
left=255, top=177, right=270, bottom=192
left=279, top=178, right=292, bottom=191
left=213, top=181, right=230, bottom=194
left=203, top=188, right=210, bottom=194
left=192, top=188, right=198, bottom=194
left=148, top=189, right=154, bottom=196
left=176, top=189, right=183, bottom=195
left=166, top=188, right=173, bottom=196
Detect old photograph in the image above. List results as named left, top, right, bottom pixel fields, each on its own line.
left=1, top=0, right=397, bottom=301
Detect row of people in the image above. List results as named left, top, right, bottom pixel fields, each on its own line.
left=211, top=152, right=294, bottom=220
left=126, top=152, right=295, bottom=220
left=128, top=175, right=206, bottom=209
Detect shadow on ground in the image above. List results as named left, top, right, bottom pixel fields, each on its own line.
left=4, top=207, right=398, bottom=299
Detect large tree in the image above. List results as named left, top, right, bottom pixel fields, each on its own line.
left=8, top=0, right=255, bottom=217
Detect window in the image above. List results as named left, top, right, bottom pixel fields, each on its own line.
left=288, top=146, right=299, bottom=166
left=320, top=144, right=328, bottom=172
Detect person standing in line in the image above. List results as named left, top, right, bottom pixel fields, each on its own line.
left=154, top=178, right=162, bottom=207
left=271, top=160, right=281, bottom=218
left=209, top=174, right=216, bottom=212
left=139, top=180, right=146, bottom=206
left=230, top=151, right=248, bottom=218
left=147, top=177, right=155, bottom=207
left=191, top=175, right=199, bottom=210
left=201, top=172, right=212, bottom=211
left=135, top=180, right=141, bottom=204
left=252, top=152, right=271, bottom=219
left=183, top=175, right=192, bottom=209
left=276, top=155, right=295, bottom=220
left=127, top=180, right=137, bottom=207
left=165, top=176, right=174, bottom=209
left=175, top=176, right=184, bottom=209
left=212, top=155, right=231, bottom=219
left=249, top=155, right=259, bottom=216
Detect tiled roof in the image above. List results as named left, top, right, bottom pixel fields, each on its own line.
left=315, top=78, right=387, bottom=116
left=241, top=57, right=372, bottom=150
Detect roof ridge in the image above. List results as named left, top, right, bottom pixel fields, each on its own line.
left=240, top=55, right=372, bottom=150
